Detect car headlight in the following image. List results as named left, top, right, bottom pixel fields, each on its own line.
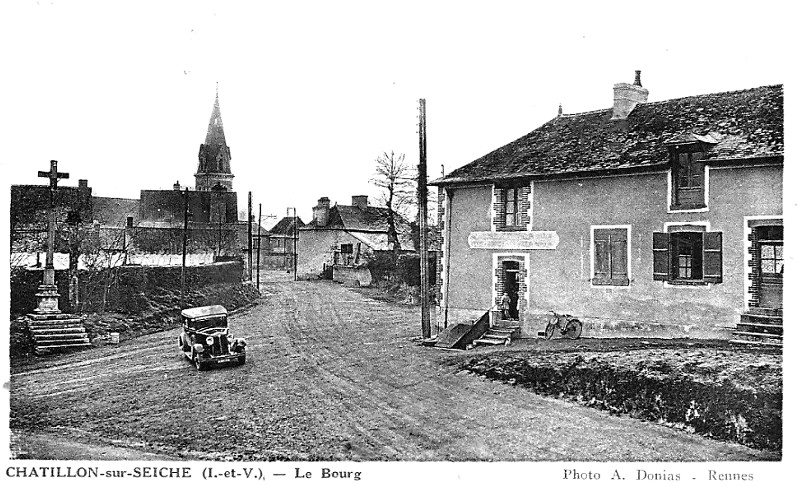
left=193, top=343, right=204, bottom=353
left=238, top=338, right=247, bottom=347
left=206, top=336, right=214, bottom=346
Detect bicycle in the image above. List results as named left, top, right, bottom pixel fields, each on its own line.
left=544, top=311, right=583, bottom=340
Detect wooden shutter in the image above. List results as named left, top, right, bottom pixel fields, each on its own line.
left=610, top=231, right=629, bottom=285
left=703, top=231, right=723, bottom=283
left=593, top=231, right=610, bottom=284
left=653, top=232, right=671, bottom=281
left=593, top=228, right=629, bottom=286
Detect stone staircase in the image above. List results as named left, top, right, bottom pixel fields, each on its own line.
left=731, top=308, right=782, bottom=347
left=473, top=319, right=521, bottom=347
left=26, top=313, right=91, bottom=354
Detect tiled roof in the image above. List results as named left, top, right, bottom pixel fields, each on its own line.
left=303, top=204, right=416, bottom=250
left=269, top=216, right=305, bottom=235
left=433, top=84, right=783, bottom=185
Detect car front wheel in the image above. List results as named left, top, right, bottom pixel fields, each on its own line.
left=194, top=356, right=207, bottom=371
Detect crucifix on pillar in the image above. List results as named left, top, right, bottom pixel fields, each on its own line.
left=34, top=160, right=69, bottom=314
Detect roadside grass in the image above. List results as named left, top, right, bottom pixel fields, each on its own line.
left=446, top=339, right=782, bottom=454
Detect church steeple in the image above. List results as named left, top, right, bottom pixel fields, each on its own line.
left=195, top=85, right=234, bottom=191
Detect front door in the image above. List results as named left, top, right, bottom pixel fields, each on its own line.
left=502, top=261, right=519, bottom=319
left=757, top=225, right=783, bottom=309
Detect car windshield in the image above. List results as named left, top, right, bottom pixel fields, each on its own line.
left=189, top=316, right=227, bottom=331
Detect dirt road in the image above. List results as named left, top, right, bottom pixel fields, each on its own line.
left=10, top=280, right=776, bottom=461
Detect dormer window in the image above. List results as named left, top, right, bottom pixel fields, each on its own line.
left=671, top=147, right=706, bottom=209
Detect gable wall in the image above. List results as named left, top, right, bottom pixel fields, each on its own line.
left=297, top=229, right=369, bottom=279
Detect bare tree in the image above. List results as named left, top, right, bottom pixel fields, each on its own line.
left=370, top=151, right=414, bottom=258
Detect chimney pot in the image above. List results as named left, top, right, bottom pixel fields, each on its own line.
left=611, top=71, right=649, bottom=120
left=78, top=179, right=88, bottom=188
left=352, top=195, right=368, bottom=210
left=313, top=197, right=331, bottom=226
left=634, top=70, right=642, bottom=86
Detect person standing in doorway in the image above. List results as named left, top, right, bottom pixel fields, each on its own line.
left=500, top=292, right=511, bottom=320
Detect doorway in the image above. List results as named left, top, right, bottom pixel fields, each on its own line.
left=757, top=225, right=783, bottom=309
left=502, top=261, right=520, bottom=319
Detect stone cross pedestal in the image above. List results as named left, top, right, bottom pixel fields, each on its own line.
left=27, top=160, right=91, bottom=354
left=33, top=160, right=68, bottom=315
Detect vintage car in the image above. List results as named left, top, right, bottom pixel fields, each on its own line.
left=178, top=305, right=246, bottom=370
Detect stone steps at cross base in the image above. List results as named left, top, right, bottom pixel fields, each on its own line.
left=26, top=314, right=93, bottom=355
left=34, top=342, right=93, bottom=354
left=27, top=318, right=85, bottom=328
left=29, top=327, right=88, bottom=335
left=31, top=332, right=90, bottom=341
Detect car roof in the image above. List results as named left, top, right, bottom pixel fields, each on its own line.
left=181, top=305, right=228, bottom=319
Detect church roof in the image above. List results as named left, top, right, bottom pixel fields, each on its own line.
left=196, top=88, right=232, bottom=175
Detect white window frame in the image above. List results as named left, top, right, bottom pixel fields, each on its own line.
left=666, top=166, right=710, bottom=214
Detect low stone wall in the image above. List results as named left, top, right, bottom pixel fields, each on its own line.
left=10, top=261, right=244, bottom=315
left=333, top=265, right=372, bottom=287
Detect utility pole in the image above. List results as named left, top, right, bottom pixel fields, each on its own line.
left=248, top=192, right=253, bottom=281
left=418, top=99, right=431, bottom=339
left=180, top=188, right=190, bottom=309
left=292, top=207, right=298, bottom=281
left=217, top=197, right=223, bottom=258
left=256, top=204, right=262, bottom=288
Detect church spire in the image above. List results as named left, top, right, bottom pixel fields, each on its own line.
left=195, top=85, right=234, bottom=191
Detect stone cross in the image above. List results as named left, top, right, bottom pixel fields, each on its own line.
left=34, top=160, right=68, bottom=314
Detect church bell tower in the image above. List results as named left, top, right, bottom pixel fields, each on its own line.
left=195, top=84, right=234, bottom=191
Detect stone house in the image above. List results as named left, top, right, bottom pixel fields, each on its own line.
left=297, top=195, right=416, bottom=284
left=431, top=72, right=783, bottom=342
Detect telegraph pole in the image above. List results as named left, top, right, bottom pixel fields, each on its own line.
left=248, top=191, right=253, bottom=280
left=292, top=207, right=298, bottom=281
left=256, top=204, right=262, bottom=288
left=180, top=188, right=190, bottom=309
left=418, top=99, right=431, bottom=339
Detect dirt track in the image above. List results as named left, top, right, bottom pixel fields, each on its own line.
left=10, top=279, right=777, bottom=461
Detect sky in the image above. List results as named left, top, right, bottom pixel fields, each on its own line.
left=1, top=0, right=791, bottom=225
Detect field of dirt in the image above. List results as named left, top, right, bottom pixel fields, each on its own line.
left=9, top=279, right=780, bottom=461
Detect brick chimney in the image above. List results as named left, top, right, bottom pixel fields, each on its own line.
left=313, top=197, right=331, bottom=226
left=352, top=195, right=368, bottom=211
left=611, top=70, right=648, bottom=120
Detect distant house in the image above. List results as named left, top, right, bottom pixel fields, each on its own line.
left=267, top=215, right=304, bottom=255
left=297, top=195, right=415, bottom=283
left=431, top=72, right=783, bottom=343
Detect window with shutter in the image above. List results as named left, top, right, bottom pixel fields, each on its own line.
left=652, top=229, right=723, bottom=284
left=592, top=227, right=629, bottom=286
